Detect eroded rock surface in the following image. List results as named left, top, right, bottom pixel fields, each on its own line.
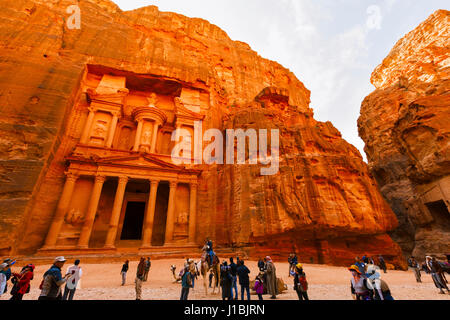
left=0, top=0, right=404, bottom=267
left=358, top=10, right=450, bottom=258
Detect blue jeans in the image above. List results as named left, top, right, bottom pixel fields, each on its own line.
left=241, top=284, right=250, bottom=300
left=231, top=276, right=238, bottom=299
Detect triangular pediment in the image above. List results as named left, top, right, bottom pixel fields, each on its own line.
left=174, top=99, right=204, bottom=120
left=97, top=154, right=181, bottom=169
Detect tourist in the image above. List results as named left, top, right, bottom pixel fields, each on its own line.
left=209, top=269, right=214, bottom=288
left=1, top=258, right=15, bottom=295
left=366, top=264, right=394, bottom=300
left=265, top=256, right=278, bottom=299
left=293, top=263, right=309, bottom=300
left=180, top=264, right=192, bottom=300
left=63, top=259, right=82, bottom=300
left=229, top=257, right=238, bottom=300
left=288, top=254, right=293, bottom=277
left=120, top=260, right=129, bottom=286
left=188, top=259, right=197, bottom=289
left=426, top=256, right=449, bottom=294
left=237, top=260, right=251, bottom=300
left=354, top=257, right=366, bottom=277
left=408, top=256, right=422, bottom=283
left=349, top=265, right=373, bottom=300
left=378, top=255, right=387, bottom=273
left=220, top=262, right=232, bottom=300
left=254, top=275, right=264, bottom=300
left=257, top=258, right=265, bottom=272
left=38, top=256, right=71, bottom=300
left=0, top=263, right=11, bottom=297
left=10, top=264, right=35, bottom=300
left=143, top=257, right=151, bottom=282
left=135, top=258, right=146, bottom=300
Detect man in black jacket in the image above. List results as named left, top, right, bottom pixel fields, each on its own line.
left=229, top=257, right=238, bottom=300
left=236, top=260, right=251, bottom=300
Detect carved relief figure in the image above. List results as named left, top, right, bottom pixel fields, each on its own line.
left=141, top=129, right=152, bottom=145
left=148, top=93, right=158, bottom=108
left=93, top=120, right=108, bottom=138
left=65, top=208, right=85, bottom=226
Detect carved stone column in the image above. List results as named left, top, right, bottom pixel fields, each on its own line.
left=150, top=122, right=159, bottom=154
left=188, top=182, right=198, bottom=244
left=105, top=112, right=120, bottom=148
left=141, top=180, right=159, bottom=248
left=78, top=175, right=106, bottom=248
left=80, top=107, right=96, bottom=144
left=42, top=172, right=79, bottom=249
left=104, top=176, right=128, bottom=248
left=164, top=181, right=178, bottom=245
left=133, top=120, right=144, bottom=152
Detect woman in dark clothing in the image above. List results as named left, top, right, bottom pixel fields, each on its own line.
left=220, top=262, right=232, bottom=300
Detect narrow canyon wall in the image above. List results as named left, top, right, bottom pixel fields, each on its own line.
left=0, top=0, right=404, bottom=267
left=358, top=10, right=450, bottom=258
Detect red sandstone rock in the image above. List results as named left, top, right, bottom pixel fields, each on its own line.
left=0, top=0, right=404, bottom=267
left=358, top=10, right=450, bottom=258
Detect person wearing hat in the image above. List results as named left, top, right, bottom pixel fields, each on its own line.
left=0, top=262, right=11, bottom=297
left=349, top=265, right=374, bottom=300
left=10, top=264, right=35, bottom=300
left=0, top=258, right=16, bottom=295
left=293, top=263, right=309, bottom=300
left=38, top=256, right=71, bottom=300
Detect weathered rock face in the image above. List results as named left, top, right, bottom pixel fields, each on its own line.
left=0, top=0, right=403, bottom=267
left=358, top=10, right=450, bottom=258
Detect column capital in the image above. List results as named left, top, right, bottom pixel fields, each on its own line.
left=149, top=179, right=160, bottom=186
left=118, top=176, right=129, bottom=184
left=65, top=172, right=79, bottom=182
left=111, top=110, right=122, bottom=118
left=95, top=175, right=107, bottom=184
left=169, top=181, right=178, bottom=189
left=190, top=181, right=199, bottom=188
left=88, top=106, right=96, bottom=113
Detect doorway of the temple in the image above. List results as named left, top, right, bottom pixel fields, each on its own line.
left=151, top=183, right=170, bottom=246
left=120, top=201, right=146, bottom=240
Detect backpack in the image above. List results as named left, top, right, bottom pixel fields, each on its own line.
left=298, top=274, right=308, bottom=292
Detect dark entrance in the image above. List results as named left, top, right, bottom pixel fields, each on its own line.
left=120, top=202, right=146, bottom=240
left=151, top=183, right=170, bottom=246
left=425, top=200, right=450, bottom=230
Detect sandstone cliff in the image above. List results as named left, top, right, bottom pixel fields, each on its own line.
left=0, top=0, right=404, bottom=267
left=358, top=10, right=450, bottom=258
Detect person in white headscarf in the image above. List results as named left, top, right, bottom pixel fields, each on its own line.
left=366, top=264, right=394, bottom=300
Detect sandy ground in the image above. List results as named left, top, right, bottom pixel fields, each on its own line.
left=1, top=259, right=449, bottom=300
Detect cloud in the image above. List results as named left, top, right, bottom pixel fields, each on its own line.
left=366, top=5, right=383, bottom=30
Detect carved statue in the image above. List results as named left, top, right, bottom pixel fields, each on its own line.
left=93, top=120, right=107, bottom=138
left=65, top=208, right=85, bottom=226
left=148, top=93, right=158, bottom=107
left=141, top=129, right=152, bottom=145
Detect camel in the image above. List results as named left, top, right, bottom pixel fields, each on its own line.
left=170, top=265, right=182, bottom=283
left=200, top=245, right=220, bottom=295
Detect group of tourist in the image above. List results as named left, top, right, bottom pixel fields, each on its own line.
left=407, top=255, right=449, bottom=294
left=0, top=256, right=82, bottom=300
left=348, top=256, right=394, bottom=300
left=1, top=249, right=449, bottom=300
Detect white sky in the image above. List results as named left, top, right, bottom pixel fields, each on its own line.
left=112, top=0, right=448, bottom=161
